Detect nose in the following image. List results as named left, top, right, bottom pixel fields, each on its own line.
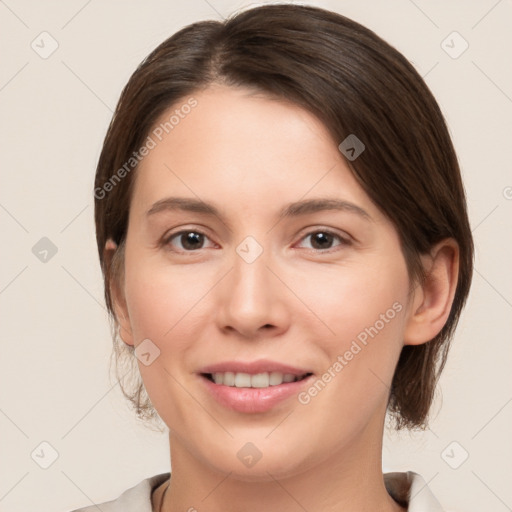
left=215, top=244, right=290, bottom=339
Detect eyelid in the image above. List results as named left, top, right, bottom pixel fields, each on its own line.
left=297, top=225, right=352, bottom=240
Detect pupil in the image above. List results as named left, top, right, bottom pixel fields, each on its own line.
left=182, top=232, right=203, bottom=250
left=312, top=232, right=332, bottom=249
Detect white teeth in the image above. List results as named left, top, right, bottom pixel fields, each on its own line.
left=209, top=371, right=308, bottom=388
left=269, top=372, right=283, bottom=385
left=251, top=373, right=269, bottom=388
left=223, top=371, right=235, bottom=386
left=234, top=373, right=251, bottom=387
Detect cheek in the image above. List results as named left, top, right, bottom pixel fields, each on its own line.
left=123, top=254, right=211, bottom=342
left=291, top=268, right=409, bottom=458
left=300, top=260, right=409, bottom=350
left=298, top=257, right=410, bottom=418
left=122, top=259, right=214, bottom=422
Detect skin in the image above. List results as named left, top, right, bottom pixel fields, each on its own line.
left=106, top=84, right=459, bottom=512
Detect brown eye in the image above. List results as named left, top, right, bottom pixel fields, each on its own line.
left=165, top=230, right=214, bottom=251
left=296, top=230, right=350, bottom=252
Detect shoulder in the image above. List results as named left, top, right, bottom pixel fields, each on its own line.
left=67, top=470, right=447, bottom=511
left=66, top=472, right=170, bottom=512
left=384, top=471, right=445, bottom=511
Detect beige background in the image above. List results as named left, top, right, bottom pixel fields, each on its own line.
left=1, top=0, right=511, bottom=511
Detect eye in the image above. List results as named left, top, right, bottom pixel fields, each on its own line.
left=162, top=228, right=350, bottom=253
left=295, top=229, right=351, bottom=252
left=164, top=230, right=216, bottom=252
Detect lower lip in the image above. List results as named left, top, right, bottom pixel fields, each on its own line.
left=199, top=374, right=314, bottom=413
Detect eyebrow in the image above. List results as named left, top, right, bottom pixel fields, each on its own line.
left=146, top=196, right=372, bottom=226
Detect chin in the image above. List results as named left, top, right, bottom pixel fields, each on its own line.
left=200, top=442, right=317, bottom=483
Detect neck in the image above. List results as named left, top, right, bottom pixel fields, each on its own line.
left=161, top=414, right=405, bottom=512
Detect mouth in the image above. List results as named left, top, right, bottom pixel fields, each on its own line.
left=200, top=371, right=313, bottom=388
left=196, top=361, right=315, bottom=413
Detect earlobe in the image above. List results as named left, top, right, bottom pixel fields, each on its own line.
left=403, top=239, right=459, bottom=346
left=104, top=238, right=135, bottom=346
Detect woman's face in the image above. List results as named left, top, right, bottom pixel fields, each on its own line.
left=116, top=84, right=415, bottom=479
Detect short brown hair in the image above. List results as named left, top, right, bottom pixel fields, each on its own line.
left=94, top=3, right=474, bottom=429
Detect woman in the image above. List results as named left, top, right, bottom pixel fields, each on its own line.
left=72, top=3, right=473, bottom=511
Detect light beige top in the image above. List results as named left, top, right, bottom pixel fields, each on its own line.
left=68, top=471, right=444, bottom=511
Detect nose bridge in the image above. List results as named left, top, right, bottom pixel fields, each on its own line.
left=235, top=234, right=266, bottom=267
left=216, top=233, right=286, bottom=335
left=231, top=234, right=273, bottom=303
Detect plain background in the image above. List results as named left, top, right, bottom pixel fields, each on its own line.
left=0, top=0, right=511, bottom=511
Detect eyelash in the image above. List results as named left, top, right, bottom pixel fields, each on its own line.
left=162, top=227, right=351, bottom=254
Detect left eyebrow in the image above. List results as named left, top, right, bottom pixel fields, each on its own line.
left=277, top=198, right=372, bottom=222
left=146, top=196, right=372, bottom=226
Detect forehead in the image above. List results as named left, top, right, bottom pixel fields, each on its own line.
left=149, top=84, right=337, bottom=161
left=130, top=85, right=379, bottom=221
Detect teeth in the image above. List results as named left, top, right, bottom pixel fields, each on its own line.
left=235, top=373, right=251, bottom=387
left=209, top=371, right=308, bottom=388
left=269, top=372, right=284, bottom=385
left=223, top=371, right=235, bottom=386
left=251, top=373, right=269, bottom=388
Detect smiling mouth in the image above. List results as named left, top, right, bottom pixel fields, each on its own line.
left=201, top=371, right=313, bottom=388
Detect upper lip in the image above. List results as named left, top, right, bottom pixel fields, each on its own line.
left=198, top=359, right=313, bottom=376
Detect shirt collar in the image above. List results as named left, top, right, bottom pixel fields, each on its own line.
left=384, top=471, right=444, bottom=511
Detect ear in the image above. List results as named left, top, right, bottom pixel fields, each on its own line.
left=403, top=238, right=459, bottom=346
left=104, top=239, right=134, bottom=346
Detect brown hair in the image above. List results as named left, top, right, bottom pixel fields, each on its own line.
left=94, top=3, right=473, bottom=429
